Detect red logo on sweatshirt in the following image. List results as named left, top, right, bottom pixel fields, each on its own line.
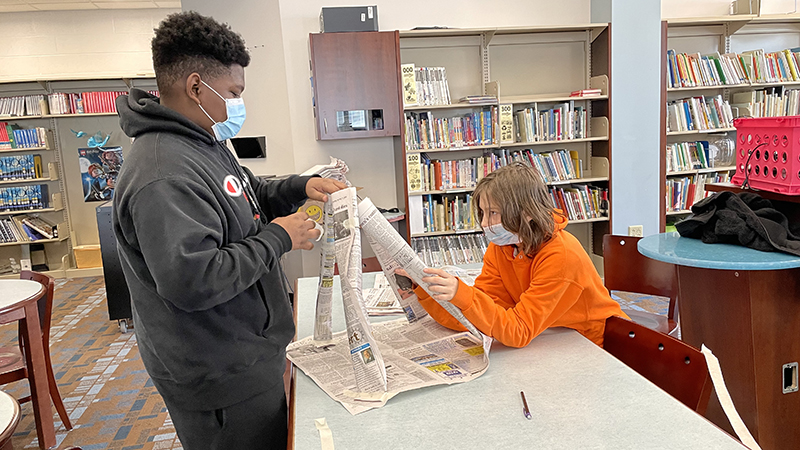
left=223, top=175, right=243, bottom=197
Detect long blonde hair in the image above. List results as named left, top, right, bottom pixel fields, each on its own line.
left=473, top=162, right=559, bottom=255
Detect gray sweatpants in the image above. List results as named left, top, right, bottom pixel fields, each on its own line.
left=163, top=381, right=288, bottom=450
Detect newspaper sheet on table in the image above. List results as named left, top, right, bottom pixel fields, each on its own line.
left=287, top=196, right=491, bottom=415
left=364, top=274, right=404, bottom=315
left=329, top=188, right=388, bottom=396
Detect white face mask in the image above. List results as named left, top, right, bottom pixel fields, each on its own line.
left=484, top=222, right=520, bottom=246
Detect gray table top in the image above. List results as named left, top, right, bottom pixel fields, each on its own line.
left=292, top=274, right=744, bottom=449
left=638, top=232, right=800, bottom=270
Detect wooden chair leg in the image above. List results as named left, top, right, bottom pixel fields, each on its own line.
left=44, top=352, right=72, bottom=430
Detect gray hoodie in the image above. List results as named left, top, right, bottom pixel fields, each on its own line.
left=113, top=88, right=309, bottom=410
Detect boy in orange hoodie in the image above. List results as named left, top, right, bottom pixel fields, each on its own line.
left=415, top=162, right=627, bottom=347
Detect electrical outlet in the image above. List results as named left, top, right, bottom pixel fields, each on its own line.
left=628, top=225, right=643, bottom=237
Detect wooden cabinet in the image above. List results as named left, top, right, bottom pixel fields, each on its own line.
left=309, top=31, right=402, bottom=140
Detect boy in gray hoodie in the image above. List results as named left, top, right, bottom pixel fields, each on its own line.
left=113, top=11, right=344, bottom=449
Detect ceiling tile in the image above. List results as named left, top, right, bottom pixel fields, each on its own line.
left=25, top=0, right=99, bottom=3
left=94, top=1, right=158, bottom=8
left=0, top=4, right=37, bottom=11
left=33, top=2, right=98, bottom=9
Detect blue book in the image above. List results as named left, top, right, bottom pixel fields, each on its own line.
left=682, top=101, right=693, bottom=131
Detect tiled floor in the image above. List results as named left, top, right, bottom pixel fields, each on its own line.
left=1, top=277, right=182, bottom=450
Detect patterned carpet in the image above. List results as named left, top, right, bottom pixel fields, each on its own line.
left=0, top=277, right=670, bottom=450
left=1, top=277, right=182, bottom=450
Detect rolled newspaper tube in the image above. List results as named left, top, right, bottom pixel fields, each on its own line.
left=330, top=188, right=388, bottom=394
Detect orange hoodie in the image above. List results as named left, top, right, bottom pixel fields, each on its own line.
left=416, top=214, right=627, bottom=347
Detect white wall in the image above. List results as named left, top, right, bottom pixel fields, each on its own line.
left=0, top=9, right=176, bottom=82
left=662, top=0, right=798, bottom=18
left=182, top=0, right=592, bottom=275
left=593, top=0, right=662, bottom=236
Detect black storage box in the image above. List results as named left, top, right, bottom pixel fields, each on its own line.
left=320, top=6, right=378, bottom=32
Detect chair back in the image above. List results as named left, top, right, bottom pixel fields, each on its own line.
left=19, top=271, right=55, bottom=342
left=604, top=316, right=713, bottom=414
left=602, top=234, right=679, bottom=320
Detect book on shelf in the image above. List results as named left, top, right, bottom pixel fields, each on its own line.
left=20, top=214, right=58, bottom=239
left=0, top=124, right=48, bottom=150
left=0, top=94, right=49, bottom=117
left=45, top=90, right=159, bottom=115
left=411, top=66, right=451, bottom=106
left=0, top=154, right=43, bottom=180
left=549, top=185, right=607, bottom=221
left=513, top=101, right=589, bottom=143
left=665, top=172, right=732, bottom=213
left=0, top=214, right=58, bottom=243
left=459, top=95, right=497, bottom=104
left=410, top=147, right=586, bottom=193
left=412, top=234, right=489, bottom=268
left=666, top=141, right=711, bottom=173
left=667, top=47, right=800, bottom=89
left=0, top=184, right=48, bottom=212
left=421, top=193, right=476, bottom=233
left=666, top=95, right=733, bottom=133
left=404, top=107, right=497, bottom=150
left=569, top=89, right=602, bottom=97
left=730, top=86, right=800, bottom=117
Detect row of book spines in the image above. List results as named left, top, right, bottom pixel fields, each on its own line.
left=0, top=124, right=48, bottom=150
left=0, top=184, right=49, bottom=211
left=414, top=66, right=451, bottom=106
left=514, top=104, right=588, bottom=142
left=0, top=90, right=159, bottom=117
left=0, top=154, right=43, bottom=180
left=0, top=216, right=58, bottom=243
left=421, top=194, right=476, bottom=234
left=668, top=48, right=800, bottom=88
left=404, top=108, right=497, bottom=149
left=666, top=172, right=731, bottom=211
left=410, top=148, right=585, bottom=193
left=48, top=91, right=126, bottom=115
left=666, top=141, right=711, bottom=172
left=417, top=150, right=582, bottom=191
left=412, top=234, right=489, bottom=268
left=666, top=96, right=733, bottom=132
left=732, top=88, right=800, bottom=118
left=0, top=95, right=47, bottom=117
left=549, top=186, right=607, bottom=222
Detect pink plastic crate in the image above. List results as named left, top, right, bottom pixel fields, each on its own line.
left=732, top=116, right=800, bottom=195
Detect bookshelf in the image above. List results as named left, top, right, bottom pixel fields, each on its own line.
left=0, top=75, right=155, bottom=277
left=660, top=15, right=800, bottom=230
left=395, top=24, right=611, bottom=271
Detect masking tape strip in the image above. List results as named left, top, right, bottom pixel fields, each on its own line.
left=315, top=418, right=334, bottom=450
left=701, top=345, right=762, bottom=450
left=341, top=389, right=395, bottom=403
left=342, top=217, right=358, bottom=230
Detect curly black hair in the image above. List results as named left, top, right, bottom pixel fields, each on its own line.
left=151, top=11, right=250, bottom=94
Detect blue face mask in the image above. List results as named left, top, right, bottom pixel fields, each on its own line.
left=484, top=222, right=521, bottom=246
left=198, top=80, right=246, bottom=141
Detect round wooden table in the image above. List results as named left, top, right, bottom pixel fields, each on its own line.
left=0, top=279, right=55, bottom=450
left=0, top=390, right=20, bottom=450
left=638, top=232, right=800, bottom=449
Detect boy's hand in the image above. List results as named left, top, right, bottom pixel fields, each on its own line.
left=272, top=211, right=320, bottom=250
left=306, top=178, right=347, bottom=202
left=421, top=268, right=458, bottom=302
